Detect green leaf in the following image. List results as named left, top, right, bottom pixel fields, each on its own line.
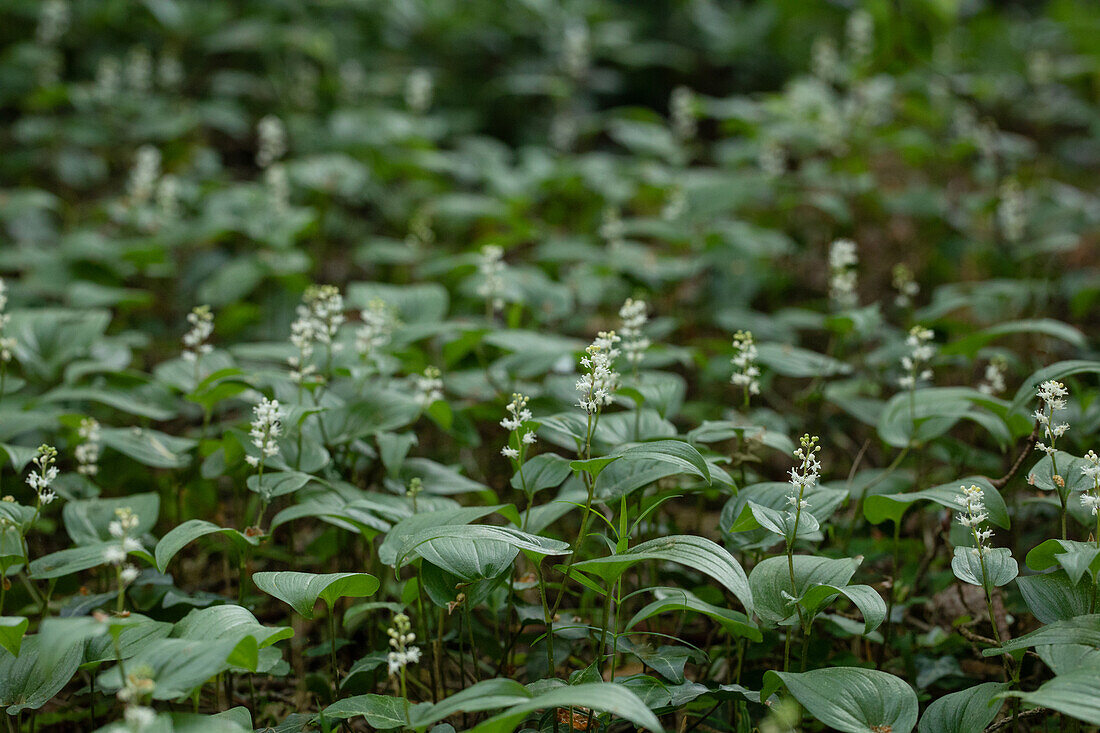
left=1001, top=669, right=1100, bottom=725
left=797, top=583, right=886, bottom=634
left=1017, top=571, right=1092, bottom=623
left=378, top=506, right=505, bottom=566
left=409, top=679, right=533, bottom=729
left=1011, top=360, right=1100, bottom=412
left=468, top=682, right=663, bottom=733
left=612, top=440, right=711, bottom=484
left=625, top=588, right=761, bottom=642
left=252, top=571, right=379, bottom=619
left=864, top=477, right=1010, bottom=528
left=510, top=454, right=572, bottom=495
left=570, top=456, right=621, bottom=480
left=29, top=542, right=115, bottom=580
left=571, top=535, right=752, bottom=615
left=917, top=682, right=1007, bottom=733
left=750, top=555, right=859, bottom=627
left=322, top=693, right=431, bottom=729
left=0, top=634, right=84, bottom=714
left=878, top=388, right=1007, bottom=448
left=986, top=615, right=1100, bottom=656
left=245, top=471, right=312, bottom=500
left=942, top=319, right=1086, bottom=358
left=172, top=605, right=293, bottom=648
left=1025, top=539, right=1100, bottom=585
left=396, top=526, right=571, bottom=572
left=155, top=519, right=260, bottom=573
left=100, top=427, right=197, bottom=468
left=755, top=343, right=852, bottom=378
left=951, top=547, right=1018, bottom=590
left=762, top=667, right=918, bottom=733
left=0, top=617, right=28, bottom=657
left=62, top=493, right=160, bottom=546
left=96, top=636, right=259, bottom=700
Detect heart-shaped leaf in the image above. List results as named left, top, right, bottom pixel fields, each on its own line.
left=762, top=667, right=918, bottom=733
left=252, top=571, right=380, bottom=619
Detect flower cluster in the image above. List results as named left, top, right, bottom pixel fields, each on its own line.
left=828, top=239, right=859, bottom=310
left=127, top=146, right=161, bottom=205
left=355, top=299, right=397, bottom=363
left=414, top=366, right=444, bottom=407
left=117, top=665, right=156, bottom=732
left=787, top=434, right=821, bottom=519
left=978, top=356, right=1007, bottom=396
left=156, top=174, right=179, bottom=221
left=245, top=398, right=282, bottom=469
left=997, top=178, right=1026, bottom=245
left=476, top=245, right=507, bottom=314
left=0, top=277, right=15, bottom=364
left=730, top=330, right=761, bottom=401
left=500, top=393, right=536, bottom=460
left=600, top=206, right=624, bottom=247
left=104, top=507, right=143, bottom=588
left=386, top=613, right=421, bottom=675
left=891, top=264, right=919, bottom=308
left=26, top=444, right=59, bottom=506
left=1082, top=450, right=1100, bottom=517
left=36, top=0, right=70, bottom=46
left=846, top=9, right=874, bottom=66
left=76, top=418, right=102, bottom=477
left=670, top=86, right=697, bottom=141
left=181, top=305, right=214, bottom=364
left=576, top=331, right=621, bottom=414
left=618, top=298, right=650, bottom=366
left=405, top=69, right=433, bottom=113
left=562, top=20, right=590, bottom=80
left=266, top=163, right=289, bottom=214
left=1034, top=379, right=1069, bottom=459
left=956, top=484, right=994, bottom=554
left=256, top=115, right=287, bottom=169
left=898, top=325, right=934, bottom=389
left=288, top=285, right=345, bottom=384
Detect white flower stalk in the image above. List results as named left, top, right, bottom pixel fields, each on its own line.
left=117, top=667, right=155, bottom=704
left=405, top=68, right=433, bottom=114
left=36, top=0, right=70, bottom=46
left=576, top=331, right=621, bottom=414
left=828, top=239, right=859, bottom=310
left=288, top=285, right=345, bottom=384
left=387, top=612, right=421, bottom=676
left=978, top=357, right=1007, bottom=396
left=355, top=299, right=396, bottom=364
left=787, top=434, right=821, bottom=521
left=600, top=206, right=624, bottom=247
left=997, top=179, right=1026, bottom=245
left=562, top=20, right=590, bottom=80
left=1034, top=380, right=1069, bottom=459
left=256, top=115, right=287, bottom=169
left=500, top=393, right=536, bottom=461
left=76, top=418, right=102, bottom=477
left=245, top=397, right=282, bottom=470
left=891, top=264, right=919, bottom=309
left=730, top=330, right=761, bottom=406
left=811, top=36, right=841, bottom=82
left=181, top=305, right=214, bottom=365
left=125, top=47, right=153, bottom=94
left=0, top=277, right=16, bottom=365
left=846, top=9, right=874, bottom=66
left=955, top=484, right=994, bottom=557
left=661, top=187, right=686, bottom=220
left=476, top=245, right=507, bottom=315
left=1081, top=451, right=1100, bottom=520
left=670, top=86, right=697, bottom=141
left=549, top=110, right=578, bottom=152
left=405, top=206, right=435, bottom=247
left=898, top=325, right=934, bottom=390
left=266, top=164, right=289, bottom=214
left=127, top=146, right=161, bottom=205
left=94, top=57, right=122, bottom=103
left=157, top=53, right=183, bottom=89
left=758, top=139, right=785, bottom=178
left=26, top=444, right=59, bottom=506
left=618, top=298, right=650, bottom=367
left=156, top=175, right=179, bottom=222
left=414, top=367, right=443, bottom=407
left=107, top=507, right=143, bottom=609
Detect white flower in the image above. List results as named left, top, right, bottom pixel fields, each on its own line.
left=1034, top=380, right=1069, bottom=458
left=501, top=447, right=519, bottom=459
left=248, top=397, right=283, bottom=467
left=978, top=357, right=1007, bottom=396
left=405, top=69, right=433, bottom=113
left=576, top=331, right=621, bottom=414
left=26, top=445, right=60, bottom=506
left=355, top=299, right=396, bottom=361
left=104, top=545, right=127, bottom=565
left=475, top=245, right=507, bottom=314
left=36, top=0, right=70, bottom=45
left=828, top=239, right=859, bottom=310
left=266, top=163, right=289, bottom=214
left=811, top=36, right=840, bottom=82
left=256, top=115, right=287, bottom=169
left=288, top=285, right=344, bottom=383
left=898, top=325, right=935, bottom=389
left=618, top=299, right=650, bottom=366
left=156, top=175, right=179, bottom=221
left=562, top=20, right=590, bottom=79
left=413, top=367, right=443, bottom=407
left=0, top=278, right=14, bottom=364
left=127, top=146, right=161, bottom=205
left=124, top=705, right=157, bottom=732
left=786, top=435, right=820, bottom=522
left=1082, top=451, right=1100, bottom=516
left=120, top=565, right=140, bottom=585
left=181, top=305, right=214, bottom=365
left=846, top=9, right=874, bottom=65
left=730, top=330, right=761, bottom=399
left=386, top=613, right=420, bottom=676
left=500, top=393, right=535, bottom=463
left=997, top=179, right=1027, bottom=245
left=670, top=86, right=696, bottom=141
left=125, top=47, right=153, bottom=94
left=956, top=484, right=994, bottom=555
left=892, top=264, right=919, bottom=308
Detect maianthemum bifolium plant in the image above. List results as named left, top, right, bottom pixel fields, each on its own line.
left=0, top=0, right=1099, bottom=731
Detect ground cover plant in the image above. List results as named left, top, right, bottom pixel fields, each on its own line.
left=1, top=0, right=1099, bottom=731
